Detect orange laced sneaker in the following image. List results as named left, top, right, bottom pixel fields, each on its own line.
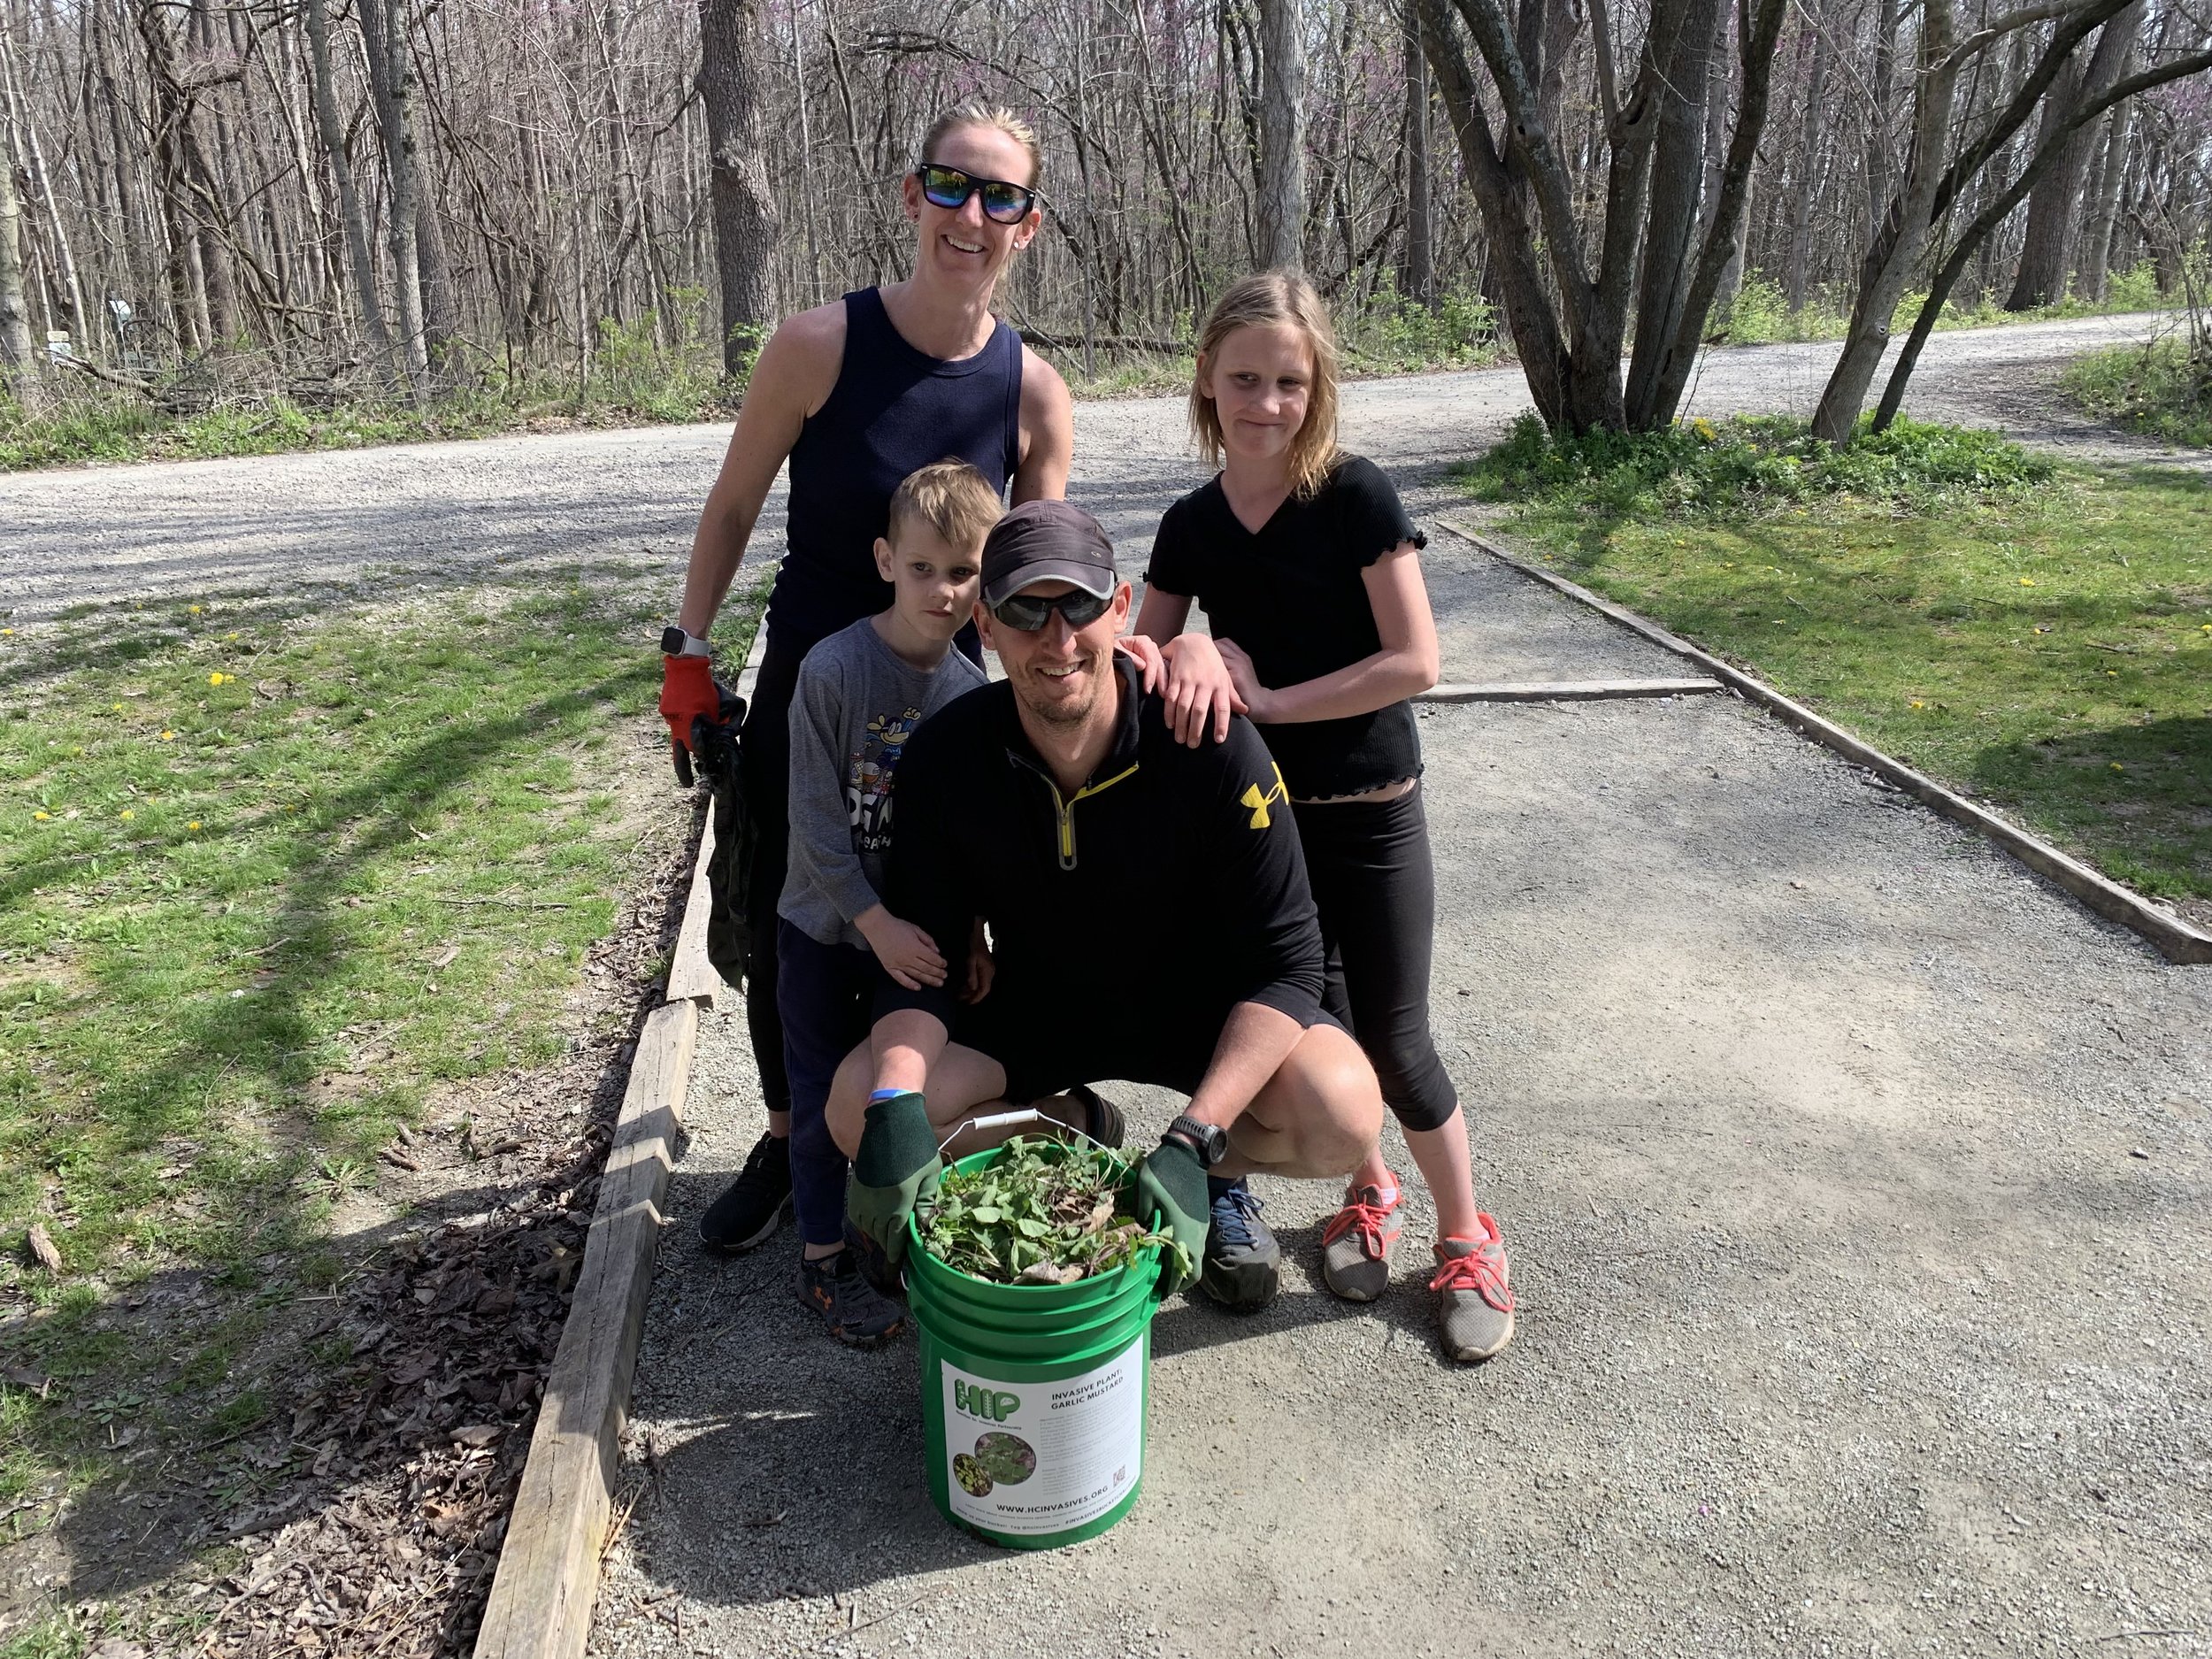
left=1431, top=1214, right=1514, bottom=1363
left=1319, top=1179, right=1403, bottom=1302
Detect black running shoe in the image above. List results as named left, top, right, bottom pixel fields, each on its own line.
left=1200, top=1179, right=1281, bottom=1312
left=697, top=1129, right=791, bottom=1254
left=795, top=1248, right=906, bottom=1346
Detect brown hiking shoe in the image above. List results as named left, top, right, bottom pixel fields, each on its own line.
left=1431, top=1215, right=1515, bottom=1363
left=1320, top=1180, right=1404, bottom=1302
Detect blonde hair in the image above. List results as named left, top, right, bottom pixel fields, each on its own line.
left=921, top=100, right=1042, bottom=188
left=888, top=458, right=1004, bottom=554
left=1189, top=268, right=1342, bottom=500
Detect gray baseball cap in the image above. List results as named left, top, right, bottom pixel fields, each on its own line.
left=981, top=499, right=1118, bottom=607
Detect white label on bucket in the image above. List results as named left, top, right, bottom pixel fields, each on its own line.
left=941, top=1336, right=1144, bottom=1536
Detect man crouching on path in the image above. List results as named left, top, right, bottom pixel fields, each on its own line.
left=826, top=499, right=1384, bottom=1310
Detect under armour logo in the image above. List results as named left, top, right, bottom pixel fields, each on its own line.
left=1240, top=764, right=1289, bottom=829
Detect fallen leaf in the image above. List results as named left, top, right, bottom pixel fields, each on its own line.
left=26, top=1224, right=61, bottom=1272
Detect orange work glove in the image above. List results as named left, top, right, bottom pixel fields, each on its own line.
left=659, top=653, right=721, bottom=752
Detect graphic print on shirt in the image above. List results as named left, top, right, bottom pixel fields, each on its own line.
left=1240, top=762, right=1290, bottom=829
left=849, top=705, right=926, bottom=853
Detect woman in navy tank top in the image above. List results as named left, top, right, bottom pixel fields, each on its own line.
left=662, top=103, right=1073, bottom=1256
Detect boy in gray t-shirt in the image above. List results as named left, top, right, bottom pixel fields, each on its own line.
left=769, top=461, right=995, bottom=1344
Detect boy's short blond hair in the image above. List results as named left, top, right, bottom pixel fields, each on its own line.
left=887, top=459, right=1003, bottom=554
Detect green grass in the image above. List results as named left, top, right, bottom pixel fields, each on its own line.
left=0, top=569, right=753, bottom=1523
left=2062, top=335, right=2212, bottom=448
left=1464, top=419, right=2212, bottom=904
left=1712, top=260, right=2173, bottom=346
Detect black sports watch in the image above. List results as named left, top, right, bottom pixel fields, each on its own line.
left=1163, top=1115, right=1228, bottom=1167
left=660, top=625, right=710, bottom=657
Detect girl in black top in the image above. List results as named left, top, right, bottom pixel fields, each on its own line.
left=1134, top=269, right=1514, bottom=1363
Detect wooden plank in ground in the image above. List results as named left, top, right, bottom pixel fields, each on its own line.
left=473, top=996, right=699, bottom=1659
left=1437, top=518, right=2212, bottom=967
left=664, top=810, right=723, bottom=1007
left=1421, top=678, right=1721, bottom=703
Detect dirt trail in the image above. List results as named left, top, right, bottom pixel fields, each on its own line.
left=3, top=313, right=2193, bottom=629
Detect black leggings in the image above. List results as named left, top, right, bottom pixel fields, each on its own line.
left=1291, top=782, right=1460, bottom=1133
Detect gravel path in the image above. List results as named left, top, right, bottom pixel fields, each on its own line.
left=9, top=313, right=2207, bottom=1655
left=602, top=690, right=2210, bottom=1658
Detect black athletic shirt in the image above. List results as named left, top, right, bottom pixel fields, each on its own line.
left=874, top=655, right=1325, bottom=1039
left=771, top=288, right=1023, bottom=645
left=1144, top=454, right=1425, bottom=799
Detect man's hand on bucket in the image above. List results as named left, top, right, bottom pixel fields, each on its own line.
left=1134, top=1138, right=1209, bottom=1295
left=845, top=1089, right=944, bottom=1266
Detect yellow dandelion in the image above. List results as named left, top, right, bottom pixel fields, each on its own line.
left=227, top=632, right=238, bottom=641
left=33, top=810, right=50, bottom=821
left=119, top=808, right=134, bottom=821
left=159, top=730, right=175, bottom=741
left=188, top=604, right=203, bottom=615
left=1909, top=700, right=1926, bottom=709
left=1, top=628, right=13, bottom=636
left=188, top=819, right=202, bottom=831
left=208, top=672, right=227, bottom=686
left=2110, top=763, right=2124, bottom=772
left=2019, top=578, right=2035, bottom=587
left=111, top=701, right=125, bottom=711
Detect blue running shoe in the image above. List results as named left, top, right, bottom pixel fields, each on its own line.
left=1201, top=1179, right=1280, bottom=1312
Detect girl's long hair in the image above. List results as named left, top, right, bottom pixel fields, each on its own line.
left=1188, top=268, right=1342, bottom=500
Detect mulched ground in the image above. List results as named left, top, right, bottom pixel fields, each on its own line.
left=9, top=770, right=703, bottom=1658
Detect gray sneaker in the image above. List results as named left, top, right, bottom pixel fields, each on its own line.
left=1430, top=1216, right=1515, bottom=1363
left=1319, top=1181, right=1403, bottom=1302
left=1199, top=1181, right=1280, bottom=1312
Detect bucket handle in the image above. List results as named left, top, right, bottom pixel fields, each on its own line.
left=933, top=1108, right=1119, bottom=1157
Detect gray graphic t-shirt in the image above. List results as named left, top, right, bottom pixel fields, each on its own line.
left=780, top=618, right=987, bottom=949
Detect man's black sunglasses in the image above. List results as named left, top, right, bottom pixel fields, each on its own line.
left=915, top=163, right=1038, bottom=225
left=990, top=588, right=1113, bottom=632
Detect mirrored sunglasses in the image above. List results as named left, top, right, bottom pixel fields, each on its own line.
left=990, top=588, right=1112, bottom=632
left=915, top=163, right=1038, bottom=226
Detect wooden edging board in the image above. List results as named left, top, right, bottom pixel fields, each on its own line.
left=1435, top=517, right=2212, bottom=968
left=1421, top=678, right=1721, bottom=703
left=476, top=606, right=772, bottom=1657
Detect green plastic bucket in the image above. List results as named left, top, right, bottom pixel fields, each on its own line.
left=906, top=1144, right=1166, bottom=1550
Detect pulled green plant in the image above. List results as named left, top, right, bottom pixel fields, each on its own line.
left=918, top=1137, right=1189, bottom=1286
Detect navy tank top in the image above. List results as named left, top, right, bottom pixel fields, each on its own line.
left=771, top=287, right=1024, bottom=645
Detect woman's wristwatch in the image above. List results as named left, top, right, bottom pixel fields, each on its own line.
left=1162, top=1114, right=1228, bottom=1166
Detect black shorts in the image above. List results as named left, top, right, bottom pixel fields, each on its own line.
left=950, top=992, right=1342, bottom=1106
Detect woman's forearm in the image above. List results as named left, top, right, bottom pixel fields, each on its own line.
left=1249, top=649, right=1437, bottom=724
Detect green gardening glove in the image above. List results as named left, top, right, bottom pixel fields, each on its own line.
left=1133, top=1138, right=1210, bottom=1296
left=844, top=1089, right=943, bottom=1266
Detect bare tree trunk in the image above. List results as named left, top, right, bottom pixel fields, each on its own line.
left=1623, top=0, right=1724, bottom=426
left=303, top=0, right=394, bottom=374
left=2076, top=96, right=2132, bottom=302
left=1402, top=0, right=1434, bottom=306
left=699, top=0, right=778, bottom=373
left=1784, top=16, right=1829, bottom=312
left=358, top=0, right=431, bottom=398
left=0, top=34, right=85, bottom=348
left=1257, top=0, right=1306, bottom=267
left=1812, top=0, right=1959, bottom=442
left=2004, top=0, right=2141, bottom=310
left=0, top=127, right=41, bottom=407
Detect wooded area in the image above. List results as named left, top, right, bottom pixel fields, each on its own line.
left=0, top=0, right=2206, bottom=431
